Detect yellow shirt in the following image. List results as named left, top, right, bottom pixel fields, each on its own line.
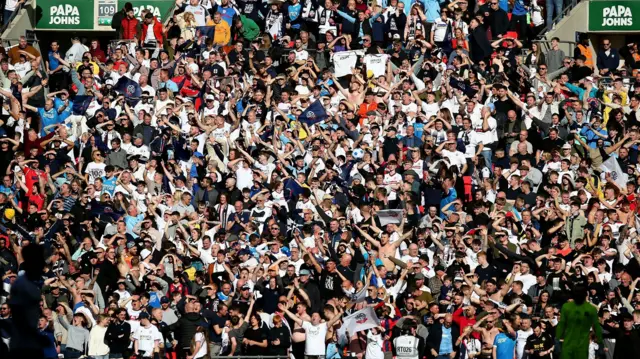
left=75, top=61, right=100, bottom=75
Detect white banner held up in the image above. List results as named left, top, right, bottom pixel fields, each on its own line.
left=599, top=156, right=628, bottom=189
left=364, top=54, right=389, bottom=77
left=377, top=209, right=404, bottom=226
left=333, top=51, right=358, bottom=77
left=337, top=307, right=380, bottom=343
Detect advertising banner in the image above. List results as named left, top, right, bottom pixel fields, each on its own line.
left=589, top=1, right=640, bottom=32
left=37, top=0, right=95, bottom=30
left=128, top=0, right=175, bottom=21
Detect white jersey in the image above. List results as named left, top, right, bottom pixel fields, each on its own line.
left=394, top=335, right=420, bottom=359
left=133, top=324, right=162, bottom=356
left=184, top=4, right=208, bottom=26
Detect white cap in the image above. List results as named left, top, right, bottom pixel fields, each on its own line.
left=205, top=94, right=215, bottom=100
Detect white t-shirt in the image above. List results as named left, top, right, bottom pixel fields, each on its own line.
left=432, top=17, right=451, bottom=42
left=441, top=149, right=466, bottom=170
left=514, top=273, right=537, bottom=294
left=421, top=102, right=439, bottom=118
left=366, top=331, right=384, bottom=359
left=294, top=49, right=309, bottom=62
left=235, top=166, right=253, bottom=190
left=515, top=329, right=533, bottom=359
left=383, top=172, right=402, bottom=200
left=85, top=162, right=106, bottom=184
left=458, top=130, right=481, bottom=158
left=199, top=247, right=215, bottom=266
left=194, top=332, right=208, bottom=358
left=238, top=256, right=259, bottom=269
left=302, top=321, right=328, bottom=356
left=144, top=25, right=157, bottom=43
left=184, top=4, right=207, bottom=26
left=133, top=324, right=162, bottom=357
left=475, top=117, right=497, bottom=145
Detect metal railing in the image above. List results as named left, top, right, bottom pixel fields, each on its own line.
left=537, top=0, right=581, bottom=40
left=597, top=76, right=636, bottom=87
left=0, top=0, right=29, bottom=35
left=532, top=39, right=577, bottom=58
left=163, top=0, right=178, bottom=26
left=1, top=35, right=48, bottom=96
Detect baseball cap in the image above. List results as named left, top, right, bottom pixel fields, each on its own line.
left=299, top=269, right=311, bottom=276
left=385, top=272, right=396, bottom=280
left=138, top=311, right=150, bottom=320
left=160, top=296, right=170, bottom=304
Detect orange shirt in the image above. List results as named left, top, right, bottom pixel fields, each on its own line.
left=358, top=101, right=378, bottom=124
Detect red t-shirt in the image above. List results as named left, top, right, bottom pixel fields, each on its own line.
left=23, top=167, right=45, bottom=196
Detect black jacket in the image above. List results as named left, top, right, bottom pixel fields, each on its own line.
left=111, top=9, right=126, bottom=31
left=171, top=312, right=205, bottom=348
left=487, top=8, right=510, bottom=38
left=268, top=325, right=291, bottom=356
left=425, top=322, right=461, bottom=359
left=469, top=26, right=492, bottom=63
left=105, top=320, right=132, bottom=354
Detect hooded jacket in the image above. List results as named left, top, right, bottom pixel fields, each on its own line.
left=90, top=41, right=107, bottom=63
left=171, top=312, right=205, bottom=348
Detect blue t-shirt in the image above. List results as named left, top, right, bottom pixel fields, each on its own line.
left=160, top=80, right=179, bottom=93
left=149, top=291, right=161, bottom=308
left=101, top=176, right=117, bottom=196
left=219, top=6, right=237, bottom=27
left=53, top=97, right=73, bottom=122
left=38, top=107, right=61, bottom=136
left=494, top=332, right=516, bottom=359
left=414, top=123, right=425, bottom=139
left=317, top=78, right=334, bottom=96
left=512, top=0, right=528, bottom=16
left=48, top=51, right=61, bottom=71
left=288, top=4, right=302, bottom=29
left=439, top=325, right=454, bottom=354
left=440, top=187, right=457, bottom=219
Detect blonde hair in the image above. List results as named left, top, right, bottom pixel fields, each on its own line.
left=183, top=12, right=196, bottom=25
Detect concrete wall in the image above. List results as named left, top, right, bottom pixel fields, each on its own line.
left=1, top=1, right=41, bottom=54
left=543, top=0, right=590, bottom=55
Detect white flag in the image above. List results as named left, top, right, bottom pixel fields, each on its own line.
left=337, top=307, right=380, bottom=343
left=377, top=209, right=404, bottom=226
left=599, top=156, right=628, bottom=189
left=333, top=51, right=358, bottom=77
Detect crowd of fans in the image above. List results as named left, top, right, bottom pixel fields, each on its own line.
left=0, top=0, right=640, bottom=358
